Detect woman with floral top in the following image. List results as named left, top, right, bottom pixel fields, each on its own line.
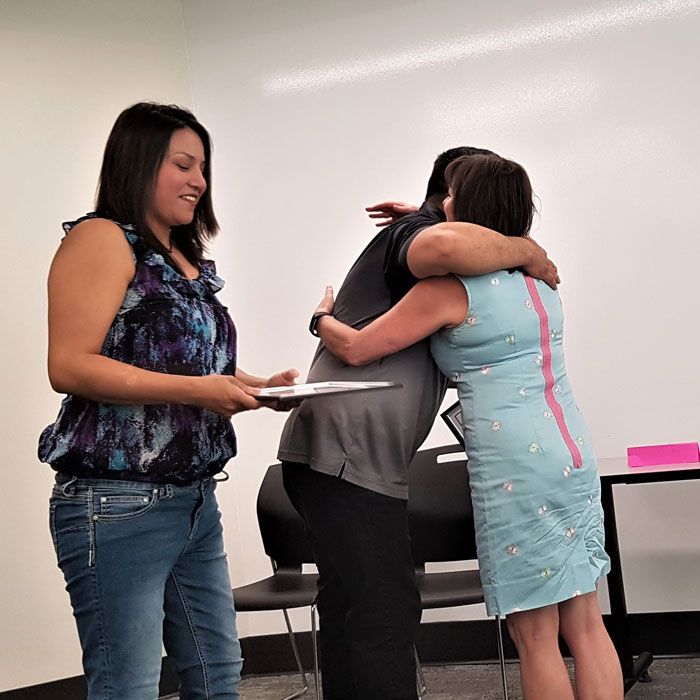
left=40, top=102, right=296, bottom=700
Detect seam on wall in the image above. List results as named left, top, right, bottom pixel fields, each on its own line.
left=178, top=0, right=196, bottom=111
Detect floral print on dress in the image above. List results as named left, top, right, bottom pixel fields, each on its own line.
left=429, top=270, right=610, bottom=617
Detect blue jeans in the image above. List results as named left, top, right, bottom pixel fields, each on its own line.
left=49, top=474, right=242, bottom=700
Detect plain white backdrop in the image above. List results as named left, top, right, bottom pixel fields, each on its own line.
left=2, top=0, right=699, bottom=691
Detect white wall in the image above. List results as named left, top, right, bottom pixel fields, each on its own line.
left=180, top=0, right=700, bottom=636
left=0, top=0, right=193, bottom=691
left=3, top=0, right=700, bottom=692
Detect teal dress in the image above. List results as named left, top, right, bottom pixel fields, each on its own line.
left=430, top=270, right=610, bottom=616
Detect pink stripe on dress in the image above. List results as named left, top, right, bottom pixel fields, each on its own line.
left=524, top=277, right=583, bottom=468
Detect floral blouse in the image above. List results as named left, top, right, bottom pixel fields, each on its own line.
left=38, top=214, right=238, bottom=484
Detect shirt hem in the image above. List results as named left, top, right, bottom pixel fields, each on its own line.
left=277, top=449, right=408, bottom=500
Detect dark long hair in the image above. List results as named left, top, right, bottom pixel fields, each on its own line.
left=445, top=154, right=535, bottom=237
left=95, top=102, right=218, bottom=269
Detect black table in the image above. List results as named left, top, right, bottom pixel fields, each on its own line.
left=598, top=457, right=700, bottom=694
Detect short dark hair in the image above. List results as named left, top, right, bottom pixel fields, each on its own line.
left=445, top=154, right=535, bottom=237
left=95, top=102, right=218, bottom=267
left=425, top=146, right=495, bottom=199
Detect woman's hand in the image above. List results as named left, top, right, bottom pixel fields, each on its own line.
left=191, top=374, right=262, bottom=417
left=266, top=368, right=299, bottom=388
left=366, top=201, right=419, bottom=227
left=314, top=285, right=335, bottom=316
left=265, top=368, right=301, bottom=411
left=235, top=366, right=300, bottom=412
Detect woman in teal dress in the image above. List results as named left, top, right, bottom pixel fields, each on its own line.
left=313, top=154, right=623, bottom=700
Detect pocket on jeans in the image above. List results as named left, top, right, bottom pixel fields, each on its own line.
left=95, top=489, right=160, bottom=521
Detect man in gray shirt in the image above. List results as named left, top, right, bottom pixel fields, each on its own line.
left=279, top=147, right=558, bottom=700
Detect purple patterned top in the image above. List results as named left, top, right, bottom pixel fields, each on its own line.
left=38, top=214, right=238, bottom=484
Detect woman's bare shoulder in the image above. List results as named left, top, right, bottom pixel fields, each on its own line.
left=53, top=217, right=134, bottom=274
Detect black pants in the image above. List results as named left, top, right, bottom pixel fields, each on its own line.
left=282, top=462, right=421, bottom=700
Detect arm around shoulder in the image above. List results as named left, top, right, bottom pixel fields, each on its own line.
left=406, top=222, right=536, bottom=278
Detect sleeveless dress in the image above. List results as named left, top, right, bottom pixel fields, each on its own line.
left=38, top=214, right=238, bottom=484
left=430, top=270, right=610, bottom=615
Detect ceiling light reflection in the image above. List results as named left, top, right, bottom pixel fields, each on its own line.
left=264, top=0, right=700, bottom=94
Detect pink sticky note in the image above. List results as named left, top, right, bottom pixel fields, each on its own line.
left=627, top=442, right=700, bottom=467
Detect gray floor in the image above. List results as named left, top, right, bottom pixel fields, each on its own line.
left=236, top=658, right=700, bottom=700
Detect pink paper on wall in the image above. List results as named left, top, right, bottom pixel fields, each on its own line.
left=627, top=442, right=700, bottom=467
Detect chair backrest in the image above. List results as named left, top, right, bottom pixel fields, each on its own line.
left=407, top=445, right=478, bottom=566
left=256, top=464, right=316, bottom=569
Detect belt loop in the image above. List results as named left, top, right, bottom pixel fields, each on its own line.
left=60, top=475, right=78, bottom=496
left=213, top=469, right=229, bottom=483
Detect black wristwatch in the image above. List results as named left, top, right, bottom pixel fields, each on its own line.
left=309, top=311, right=331, bottom=337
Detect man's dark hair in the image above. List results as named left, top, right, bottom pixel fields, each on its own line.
left=95, top=102, right=218, bottom=269
left=425, top=146, right=495, bottom=200
left=445, top=154, right=535, bottom=238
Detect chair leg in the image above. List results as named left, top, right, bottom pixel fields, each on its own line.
left=280, top=608, right=309, bottom=700
left=495, top=615, right=509, bottom=700
left=414, top=645, right=427, bottom=697
left=311, top=602, right=321, bottom=700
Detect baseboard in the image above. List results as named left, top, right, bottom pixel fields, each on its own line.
left=237, top=610, right=700, bottom=673
left=3, top=612, right=699, bottom=698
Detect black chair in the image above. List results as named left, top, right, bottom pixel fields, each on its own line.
left=232, top=464, right=320, bottom=700
left=407, top=445, right=510, bottom=700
